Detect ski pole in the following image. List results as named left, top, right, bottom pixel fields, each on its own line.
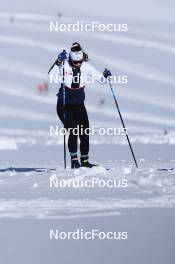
left=48, top=50, right=67, bottom=168
left=108, top=81, right=138, bottom=168
left=62, top=60, right=67, bottom=169
left=48, top=60, right=56, bottom=74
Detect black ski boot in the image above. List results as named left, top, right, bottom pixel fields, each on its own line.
left=71, top=154, right=80, bottom=169
left=71, top=159, right=80, bottom=169
left=81, top=157, right=97, bottom=168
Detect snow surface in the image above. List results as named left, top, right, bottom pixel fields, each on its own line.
left=0, top=0, right=175, bottom=263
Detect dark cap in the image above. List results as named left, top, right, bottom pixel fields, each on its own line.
left=71, top=42, right=82, bottom=52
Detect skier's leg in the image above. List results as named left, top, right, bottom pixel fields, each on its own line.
left=70, top=104, right=89, bottom=156
left=79, top=105, right=97, bottom=167
left=57, top=102, right=80, bottom=168
left=79, top=105, right=89, bottom=158
left=68, top=130, right=78, bottom=154
left=72, top=105, right=96, bottom=168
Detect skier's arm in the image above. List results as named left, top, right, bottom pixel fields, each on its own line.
left=48, top=62, right=61, bottom=75
left=86, top=63, right=105, bottom=83
left=48, top=63, right=62, bottom=84
left=86, top=64, right=111, bottom=84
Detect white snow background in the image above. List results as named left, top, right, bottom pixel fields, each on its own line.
left=0, top=0, right=175, bottom=263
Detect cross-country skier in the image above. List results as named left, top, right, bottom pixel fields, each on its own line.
left=49, top=42, right=111, bottom=169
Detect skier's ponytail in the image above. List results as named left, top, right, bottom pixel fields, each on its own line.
left=83, top=52, right=89, bottom=62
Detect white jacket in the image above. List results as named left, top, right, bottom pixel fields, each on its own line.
left=49, top=60, right=105, bottom=88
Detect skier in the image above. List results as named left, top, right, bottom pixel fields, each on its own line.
left=49, top=42, right=111, bottom=169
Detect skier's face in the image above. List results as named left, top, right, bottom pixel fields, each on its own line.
left=72, top=60, right=83, bottom=68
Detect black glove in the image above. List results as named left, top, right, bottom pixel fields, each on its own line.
left=56, top=50, right=68, bottom=65
left=103, top=68, right=112, bottom=78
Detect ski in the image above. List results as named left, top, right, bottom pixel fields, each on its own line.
left=157, top=168, right=174, bottom=172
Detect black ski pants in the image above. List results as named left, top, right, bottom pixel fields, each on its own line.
left=57, top=102, right=89, bottom=156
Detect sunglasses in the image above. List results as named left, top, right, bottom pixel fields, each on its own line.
left=72, top=60, right=83, bottom=65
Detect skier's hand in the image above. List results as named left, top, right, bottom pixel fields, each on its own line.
left=103, top=68, right=112, bottom=78
left=56, top=50, right=68, bottom=65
